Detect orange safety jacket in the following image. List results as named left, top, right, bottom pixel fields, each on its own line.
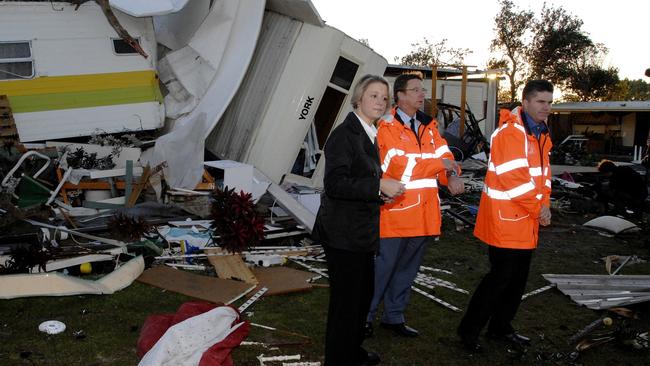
left=474, top=107, right=553, bottom=249
left=377, top=107, right=455, bottom=238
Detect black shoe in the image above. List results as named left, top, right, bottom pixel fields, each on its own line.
left=487, top=331, right=531, bottom=347
left=380, top=322, right=419, bottom=337
left=359, top=350, right=380, bottom=366
left=457, top=331, right=483, bottom=353
left=364, top=322, right=374, bottom=338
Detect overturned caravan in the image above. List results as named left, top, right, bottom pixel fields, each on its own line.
left=0, top=1, right=164, bottom=142
left=203, top=10, right=388, bottom=186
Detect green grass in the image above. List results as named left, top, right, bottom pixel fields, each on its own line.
left=1, top=212, right=649, bottom=365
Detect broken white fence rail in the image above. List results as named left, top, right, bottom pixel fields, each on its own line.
left=238, top=287, right=268, bottom=313
left=521, top=284, right=555, bottom=300
left=411, top=285, right=461, bottom=312
left=415, top=273, right=468, bottom=294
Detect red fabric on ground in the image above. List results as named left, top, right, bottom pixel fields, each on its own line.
left=137, top=301, right=248, bottom=365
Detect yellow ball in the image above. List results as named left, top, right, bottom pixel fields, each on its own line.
left=603, top=317, right=613, bottom=326
left=79, top=262, right=92, bottom=274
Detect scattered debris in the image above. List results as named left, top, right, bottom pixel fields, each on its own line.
left=603, top=255, right=646, bottom=275
left=411, top=286, right=462, bottom=312
left=582, top=216, right=639, bottom=234
left=138, top=304, right=248, bottom=366
left=521, top=284, right=555, bottom=301
left=137, top=265, right=255, bottom=305
left=568, top=316, right=613, bottom=344
left=238, top=287, right=268, bottom=313
left=0, top=256, right=144, bottom=299
left=38, top=320, right=66, bottom=335
left=257, top=354, right=301, bottom=366
left=543, top=274, right=650, bottom=309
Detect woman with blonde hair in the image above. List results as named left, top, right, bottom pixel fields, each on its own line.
left=313, top=74, right=404, bottom=365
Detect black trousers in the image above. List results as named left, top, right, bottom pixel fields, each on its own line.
left=458, top=246, right=534, bottom=340
left=324, top=245, right=375, bottom=366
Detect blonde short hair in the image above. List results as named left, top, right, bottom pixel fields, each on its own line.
left=350, top=74, right=390, bottom=111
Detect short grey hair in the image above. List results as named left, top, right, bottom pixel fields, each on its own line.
left=350, top=74, right=390, bottom=110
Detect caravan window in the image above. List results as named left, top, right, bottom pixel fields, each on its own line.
left=330, top=57, right=359, bottom=90
left=112, top=38, right=141, bottom=55
left=0, top=41, right=34, bottom=80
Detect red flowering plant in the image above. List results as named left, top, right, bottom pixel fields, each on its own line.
left=209, top=187, right=265, bottom=253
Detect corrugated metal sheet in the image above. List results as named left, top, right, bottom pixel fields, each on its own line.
left=206, top=11, right=301, bottom=161
left=544, top=274, right=650, bottom=309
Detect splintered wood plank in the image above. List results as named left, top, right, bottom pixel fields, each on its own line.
left=137, top=265, right=254, bottom=304
left=249, top=266, right=319, bottom=296
left=0, top=95, right=17, bottom=136
left=205, top=248, right=259, bottom=285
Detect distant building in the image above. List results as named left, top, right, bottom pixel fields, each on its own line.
left=549, top=101, right=650, bottom=154
left=383, top=64, right=499, bottom=138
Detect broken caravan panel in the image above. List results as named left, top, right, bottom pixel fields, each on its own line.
left=144, top=0, right=266, bottom=189
left=205, top=10, right=387, bottom=186
left=0, top=1, right=164, bottom=142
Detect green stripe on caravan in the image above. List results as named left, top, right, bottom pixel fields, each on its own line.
left=0, top=70, right=163, bottom=113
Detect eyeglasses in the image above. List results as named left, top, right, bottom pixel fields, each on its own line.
left=403, top=87, right=427, bottom=94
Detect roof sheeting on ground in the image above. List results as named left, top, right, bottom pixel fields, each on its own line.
left=544, top=274, right=650, bottom=310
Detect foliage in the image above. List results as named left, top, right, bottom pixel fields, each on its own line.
left=490, top=0, right=534, bottom=103
left=0, top=244, right=51, bottom=274
left=65, top=147, right=116, bottom=170
left=395, top=38, right=472, bottom=67
left=490, top=2, right=620, bottom=102
left=560, top=43, right=619, bottom=101
left=527, top=4, right=593, bottom=86
left=209, top=186, right=265, bottom=253
left=611, top=78, right=650, bottom=101
left=562, top=65, right=619, bottom=102
left=107, top=213, right=153, bottom=242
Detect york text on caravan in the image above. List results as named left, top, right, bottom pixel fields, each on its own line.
left=298, top=96, right=315, bottom=120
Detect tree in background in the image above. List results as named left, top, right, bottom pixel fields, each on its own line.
left=562, top=44, right=619, bottom=101
left=612, top=79, right=650, bottom=101
left=490, top=2, right=620, bottom=102
left=527, top=4, right=593, bottom=86
left=396, top=38, right=472, bottom=67
left=490, top=0, right=533, bottom=103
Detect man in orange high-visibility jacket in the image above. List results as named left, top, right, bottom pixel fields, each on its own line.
left=457, top=80, right=553, bottom=353
left=365, top=73, right=464, bottom=338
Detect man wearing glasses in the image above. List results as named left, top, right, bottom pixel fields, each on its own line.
left=365, top=73, right=464, bottom=339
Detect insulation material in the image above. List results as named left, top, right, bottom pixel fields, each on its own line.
left=0, top=256, right=143, bottom=299
left=583, top=216, right=639, bottom=234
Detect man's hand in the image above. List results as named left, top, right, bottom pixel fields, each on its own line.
left=442, top=158, right=460, bottom=175
left=447, top=175, right=465, bottom=196
left=539, top=205, right=551, bottom=226
left=380, top=178, right=405, bottom=199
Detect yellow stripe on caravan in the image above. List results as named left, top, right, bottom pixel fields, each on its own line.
left=0, top=70, right=163, bottom=113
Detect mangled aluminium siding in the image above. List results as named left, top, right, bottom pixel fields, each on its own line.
left=206, top=11, right=301, bottom=162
